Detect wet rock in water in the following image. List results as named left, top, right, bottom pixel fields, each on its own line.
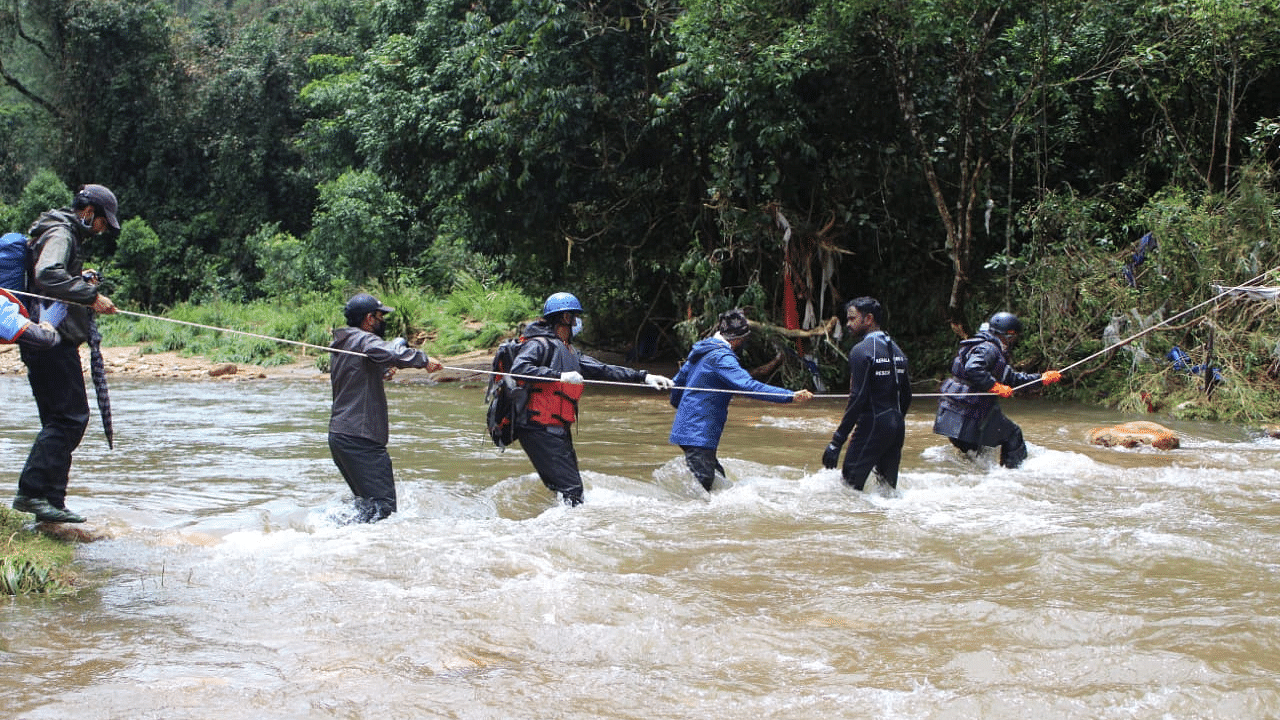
left=209, top=363, right=238, bottom=377
left=1261, top=424, right=1280, bottom=439
left=1087, top=421, right=1180, bottom=450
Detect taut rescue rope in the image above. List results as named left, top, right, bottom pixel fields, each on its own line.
left=13, top=266, right=1275, bottom=398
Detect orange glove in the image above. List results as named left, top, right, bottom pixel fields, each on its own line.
left=990, top=383, right=1014, bottom=398
left=1041, top=370, right=1062, bottom=385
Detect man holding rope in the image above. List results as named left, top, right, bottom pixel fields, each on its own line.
left=510, top=292, right=673, bottom=506
left=11, top=184, right=119, bottom=525
left=932, top=312, right=1061, bottom=468
left=328, top=292, right=443, bottom=523
left=669, top=308, right=813, bottom=492
left=670, top=304, right=808, bottom=489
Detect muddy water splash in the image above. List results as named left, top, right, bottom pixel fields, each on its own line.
left=2, top=376, right=1278, bottom=719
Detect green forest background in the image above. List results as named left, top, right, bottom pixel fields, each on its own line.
left=4, top=0, right=1280, bottom=422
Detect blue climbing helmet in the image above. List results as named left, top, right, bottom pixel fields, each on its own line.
left=988, top=311, right=1023, bottom=343
left=542, top=292, right=584, bottom=317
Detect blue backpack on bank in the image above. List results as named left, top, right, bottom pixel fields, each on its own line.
left=0, top=232, right=30, bottom=294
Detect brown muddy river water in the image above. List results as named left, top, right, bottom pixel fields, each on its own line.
left=1, top=373, right=1278, bottom=719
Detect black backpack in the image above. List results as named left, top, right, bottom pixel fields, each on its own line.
left=485, top=336, right=542, bottom=449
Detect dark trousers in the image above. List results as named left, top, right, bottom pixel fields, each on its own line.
left=328, top=432, right=397, bottom=522
left=518, top=425, right=583, bottom=506
left=680, top=445, right=725, bottom=492
left=948, top=423, right=1027, bottom=469
left=842, top=414, right=906, bottom=491
left=19, top=343, right=89, bottom=508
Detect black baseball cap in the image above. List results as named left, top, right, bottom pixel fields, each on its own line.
left=344, top=293, right=394, bottom=326
left=76, top=184, right=120, bottom=230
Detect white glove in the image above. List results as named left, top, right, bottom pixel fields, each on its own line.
left=389, top=337, right=408, bottom=351
left=644, top=373, right=673, bottom=390
left=559, top=371, right=584, bottom=384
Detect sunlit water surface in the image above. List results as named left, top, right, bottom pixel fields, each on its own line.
left=2, top=374, right=1278, bottom=719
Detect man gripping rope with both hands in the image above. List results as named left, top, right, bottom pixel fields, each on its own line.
left=510, top=292, right=673, bottom=506
left=329, top=293, right=443, bottom=523
left=932, top=311, right=1062, bottom=469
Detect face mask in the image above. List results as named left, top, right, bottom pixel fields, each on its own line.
left=571, top=316, right=583, bottom=337
left=372, top=318, right=387, bottom=338
left=78, top=212, right=94, bottom=230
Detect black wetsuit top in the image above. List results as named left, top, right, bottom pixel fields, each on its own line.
left=832, top=330, right=912, bottom=446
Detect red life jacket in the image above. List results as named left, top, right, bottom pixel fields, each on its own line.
left=526, top=380, right=584, bottom=427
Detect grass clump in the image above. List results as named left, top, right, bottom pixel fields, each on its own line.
left=418, top=275, right=539, bottom=355
left=1, top=508, right=78, bottom=596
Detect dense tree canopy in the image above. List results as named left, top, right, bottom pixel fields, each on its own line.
left=4, top=0, right=1280, bottom=373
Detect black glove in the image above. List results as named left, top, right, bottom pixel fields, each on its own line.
left=822, top=442, right=841, bottom=470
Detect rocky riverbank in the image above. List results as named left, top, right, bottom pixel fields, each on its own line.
left=0, top=342, right=676, bottom=384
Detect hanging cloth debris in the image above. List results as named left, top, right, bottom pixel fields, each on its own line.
left=87, top=313, right=114, bottom=449
left=1166, top=345, right=1224, bottom=390
left=1103, top=308, right=1162, bottom=370
left=1210, top=283, right=1280, bottom=301
left=1123, top=232, right=1157, bottom=287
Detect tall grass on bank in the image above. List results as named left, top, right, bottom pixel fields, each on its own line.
left=97, top=278, right=539, bottom=370
left=100, top=290, right=338, bottom=366
left=1, top=509, right=77, bottom=596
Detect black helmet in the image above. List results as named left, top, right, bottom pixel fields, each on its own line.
left=988, top=311, right=1022, bottom=335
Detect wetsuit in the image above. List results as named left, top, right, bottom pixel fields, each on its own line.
left=328, top=327, right=431, bottom=522
left=510, top=319, right=648, bottom=505
left=932, top=330, right=1044, bottom=468
left=668, top=336, right=796, bottom=491
left=828, top=330, right=912, bottom=490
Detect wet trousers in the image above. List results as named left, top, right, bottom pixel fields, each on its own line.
left=842, top=413, right=906, bottom=491
left=947, top=423, right=1028, bottom=469
left=18, top=343, right=89, bottom=509
left=935, top=403, right=1028, bottom=469
left=518, top=425, right=583, bottom=506
left=680, top=445, right=725, bottom=492
left=328, top=432, right=397, bottom=522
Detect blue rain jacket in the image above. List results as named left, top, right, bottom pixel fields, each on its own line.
left=668, top=337, right=794, bottom=449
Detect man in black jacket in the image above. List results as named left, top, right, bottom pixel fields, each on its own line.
left=822, top=297, right=912, bottom=491
left=12, top=184, right=119, bottom=524
left=932, top=312, right=1061, bottom=468
left=329, top=293, right=442, bottom=523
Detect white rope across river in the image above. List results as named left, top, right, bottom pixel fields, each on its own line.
left=14, top=265, right=1277, bottom=400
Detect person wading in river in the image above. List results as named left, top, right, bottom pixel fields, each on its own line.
left=669, top=308, right=813, bottom=492
left=821, top=297, right=911, bottom=491
left=932, top=311, right=1061, bottom=468
left=11, top=184, right=119, bottom=525
left=328, top=293, right=442, bottom=523
left=510, top=292, right=673, bottom=506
